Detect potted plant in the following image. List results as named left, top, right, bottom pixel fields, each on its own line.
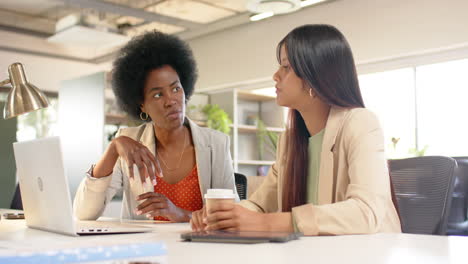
left=187, top=105, right=207, bottom=122
left=200, top=104, right=232, bottom=134
left=409, top=145, right=429, bottom=157
left=256, top=119, right=279, bottom=160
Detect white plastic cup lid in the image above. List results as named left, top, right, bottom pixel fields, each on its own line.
left=204, top=189, right=236, bottom=199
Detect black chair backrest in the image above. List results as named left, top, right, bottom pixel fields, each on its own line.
left=389, top=156, right=456, bottom=235
left=447, top=157, right=468, bottom=235
left=234, top=173, right=247, bottom=200
left=10, top=184, right=23, bottom=210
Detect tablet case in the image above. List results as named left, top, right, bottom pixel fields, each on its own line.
left=181, top=230, right=301, bottom=243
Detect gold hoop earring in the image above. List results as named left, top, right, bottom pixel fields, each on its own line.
left=140, top=112, right=149, bottom=121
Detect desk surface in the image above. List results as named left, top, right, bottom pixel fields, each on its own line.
left=1, top=209, right=467, bottom=264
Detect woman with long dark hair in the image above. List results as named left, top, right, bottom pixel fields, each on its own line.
left=191, top=24, right=401, bottom=235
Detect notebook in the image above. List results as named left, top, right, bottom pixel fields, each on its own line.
left=13, top=136, right=153, bottom=236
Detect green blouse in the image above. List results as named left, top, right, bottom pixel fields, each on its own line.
left=306, top=129, right=325, bottom=204
left=292, top=129, right=324, bottom=232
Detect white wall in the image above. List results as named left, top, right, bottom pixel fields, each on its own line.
left=189, top=0, right=468, bottom=90
left=59, top=72, right=105, bottom=197
left=0, top=50, right=110, bottom=93
left=3, top=0, right=468, bottom=93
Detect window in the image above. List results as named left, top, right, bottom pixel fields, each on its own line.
left=358, top=57, right=468, bottom=157
left=416, top=58, right=468, bottom=156
left=359, top=68, right=415, bottom=158
left=16, top=98, right=59, bottom=141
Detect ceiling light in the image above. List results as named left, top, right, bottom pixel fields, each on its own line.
left=247, top=0, right=302, bottom=15
left=250, top=12, right=274, bottom=21
left=301, top=0, right=327, bottom=7
left=47, top=14, right=130, bottom=49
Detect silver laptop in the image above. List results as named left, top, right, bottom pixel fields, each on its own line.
left=13, top=136, right=153, bottom=236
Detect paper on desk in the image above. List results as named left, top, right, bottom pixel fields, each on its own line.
left=0, top=240, right=167, bottom=264
left=0, top=232, right=161, bottom=252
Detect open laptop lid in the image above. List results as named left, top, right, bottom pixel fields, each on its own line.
left=13, top=136, right=78, bottom=236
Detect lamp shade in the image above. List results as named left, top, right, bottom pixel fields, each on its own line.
left=3, top=63, right=49, bottom=119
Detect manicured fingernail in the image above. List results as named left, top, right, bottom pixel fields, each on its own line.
left=202, top=218, right=207, bottom=224
left=146, top=214, right=152, bottom=219
left=152, top=179, right=157, bottom=186
left=142, top=181, right=147, bottom=188
left=136, top=210, right=142, bottom=215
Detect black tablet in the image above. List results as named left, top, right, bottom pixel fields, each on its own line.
left=181, top=230, right=301, bottom=244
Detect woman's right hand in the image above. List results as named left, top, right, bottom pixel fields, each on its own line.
left=190, top=206, right=207, bottom=231
left=111, top=136, right=162, bottom=184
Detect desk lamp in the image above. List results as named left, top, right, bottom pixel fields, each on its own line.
left=1, top=63, right=49, bottom=119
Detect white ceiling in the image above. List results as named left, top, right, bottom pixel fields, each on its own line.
left=0, top=0, right=328, bottom=63
left=0, top=0, right=249, bottom=34
left=147, top=0, right=237, bottom=24
left=0, top=0, right=63, bottom=14
left=0, top=0, right=254, bottom=62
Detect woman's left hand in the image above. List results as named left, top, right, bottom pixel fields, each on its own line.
left=136, top=192, right=190, bottom=222
left=205, top=203, right=268, bottom=231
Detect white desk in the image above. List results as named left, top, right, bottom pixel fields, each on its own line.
left=1, top=210, right=467, bottom=264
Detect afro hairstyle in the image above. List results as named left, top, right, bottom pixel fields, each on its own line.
left=112, top=30, right=198, bottom=120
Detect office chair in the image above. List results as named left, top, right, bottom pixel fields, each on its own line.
left=234, top=173, right=247, bottom=200
left=10, top=184, right=23, bottom=210
left=389, top=156, right=456, bottom=235
left=447, top=157, right=468, bottom=235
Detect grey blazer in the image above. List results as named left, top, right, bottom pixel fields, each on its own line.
left=74, top=118, right=239, bottom=220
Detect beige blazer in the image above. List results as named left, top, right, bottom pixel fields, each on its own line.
left=240, top=107, right=401, bottom=235
left=74, top=118, right=239, bottom=220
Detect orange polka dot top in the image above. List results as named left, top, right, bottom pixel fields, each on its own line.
left=153, top=166, right=203, bottom=221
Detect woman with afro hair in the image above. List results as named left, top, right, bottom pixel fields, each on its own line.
left=74, top=31, right=239, bottom=222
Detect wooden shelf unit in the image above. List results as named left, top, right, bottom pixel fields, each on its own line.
left=237, top=90, right=276, bottom=102
left=205, top=87, right=286, bottom=177
left=105, top=114, right=129, bottom=125
left=237, top=124, right=285, bottom=133
left=237, top=160, right=275, bottom=166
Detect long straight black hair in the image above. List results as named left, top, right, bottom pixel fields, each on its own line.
left=280, top=24, right=365, bottom=212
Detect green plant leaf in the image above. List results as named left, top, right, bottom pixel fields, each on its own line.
left=408, top=145, right=429, bottom=157
left=256, top=119, right=279, bottom=158
left=201, top=104, right=232, bottom=134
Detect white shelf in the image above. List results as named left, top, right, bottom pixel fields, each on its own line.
left=192, top=120, right=207, bottom=127
left=237, top=90, right=276, bottom=102
left=237, top=160, right=275, bottom=166
left=237, top=124, right=285, bottom=133
left=105, top=114, right=128, bottom=125
left=203, top=88, right=285, bottom=176
left=193, top=122, right=237, bottom=132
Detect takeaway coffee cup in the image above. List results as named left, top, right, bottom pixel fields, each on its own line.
left=204, top=189, right=236, bottom=213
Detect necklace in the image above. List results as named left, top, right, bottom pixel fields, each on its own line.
left=157, top=129, right=187, bottom=171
